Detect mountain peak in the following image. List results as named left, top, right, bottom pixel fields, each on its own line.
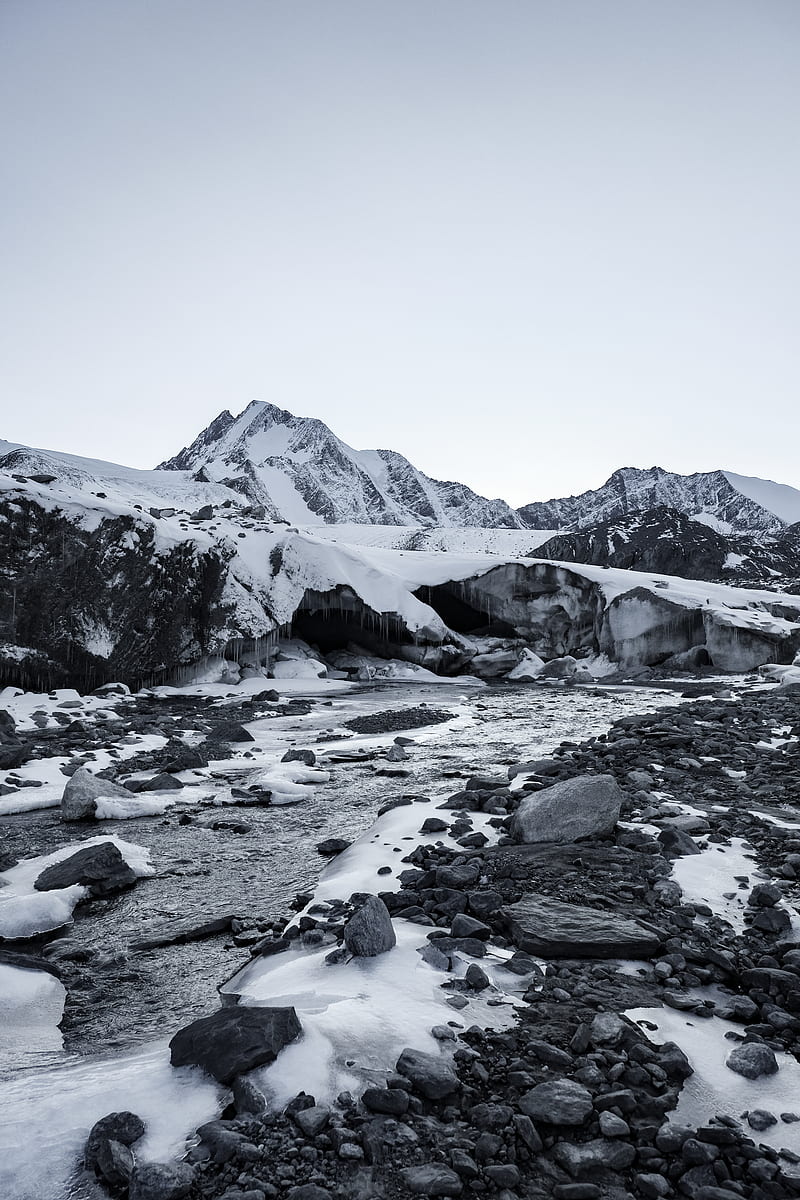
left=158, top=402, right=524, bottom=529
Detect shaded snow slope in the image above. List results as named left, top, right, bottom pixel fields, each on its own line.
left=723, top=471, right=800, bottom=526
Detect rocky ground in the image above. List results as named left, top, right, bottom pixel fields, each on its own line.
left=5, top=679, right=800, bottom=1200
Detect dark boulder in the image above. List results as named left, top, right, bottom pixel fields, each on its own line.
left=35, top=842, right=139, bottom=898
left=85, top=1111, right=146, bottom=1172
left=343, top=895, right=396, bottom=957
left=169, top=1005, right=301, bottom=1083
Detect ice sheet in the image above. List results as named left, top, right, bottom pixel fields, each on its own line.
left=628, top=1005, right=800, bottom=1153
left=0, top=1041, right=222, bottom=1200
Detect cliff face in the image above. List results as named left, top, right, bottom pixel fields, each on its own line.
left=0, top=498, right=234, bottom=691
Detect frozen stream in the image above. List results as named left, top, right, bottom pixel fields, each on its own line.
left=0, top=679, right=684, bottom=1200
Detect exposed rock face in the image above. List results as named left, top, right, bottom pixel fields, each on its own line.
left=535, top=505, right=800, bottom=592
left=61, top=767, right=133, bottom=822
left=0, top=496, right=231, bottom=692
left=510, top=774, right=622, bottom=844
left=343, top=896, right=396, bottom=957
left=507, top=894, right=663, bottom=959
left=34, top=842, right=139, bottom=897
left=517, top=465, right=798, bottom=537
left=168, top=1005, right=302, bottom=1083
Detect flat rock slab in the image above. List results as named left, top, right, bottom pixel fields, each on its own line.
left=169, top=1005, right=301, bottom=1083
left=507, top=893, right=663, bottom=959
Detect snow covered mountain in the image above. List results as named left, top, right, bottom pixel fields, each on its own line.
left=518, top=466, right=800, bottom=536
left=158, top=400, right=524, bottom=528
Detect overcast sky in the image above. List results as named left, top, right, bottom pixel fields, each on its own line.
left=2, top=1, right=798, bottom=505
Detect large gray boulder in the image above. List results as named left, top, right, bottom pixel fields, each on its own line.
left=35, top=842, right=138, bottom=898
left=401, top=1164, right=463, bottom=1195
left=396, top=1048, right=460, bottom=1099
left=518, top=1079, right=593, bottom=1125
left=169, top=1006, right=301, bottom=1083
left=554, top=1139, right=637, bottom=1176
left=61, top=767, right=132, bottom=822
left=510, top=774, right=623, bottom=844
left=508, top=893, right=662, bottom=959
left=343, top=895, right=396, bottom=957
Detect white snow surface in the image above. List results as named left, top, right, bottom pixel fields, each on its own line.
left=628, top=1005, right=800, bottom=1154
left=0, top=1041, right=222, bottom=1200
left=224, top=793, right=519, bottom=1103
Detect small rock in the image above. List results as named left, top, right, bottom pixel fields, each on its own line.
left=281, top=748, right=316, bottom=766
left=128, top=1161, right=194, bottom=1200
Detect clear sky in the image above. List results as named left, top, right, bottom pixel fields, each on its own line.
left=2, top=0, right=798, bottom=505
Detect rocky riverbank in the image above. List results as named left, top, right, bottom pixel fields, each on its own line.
left=64, top=680, right=800, bottom=1200
left=4, top=677, right=800, bottom=1200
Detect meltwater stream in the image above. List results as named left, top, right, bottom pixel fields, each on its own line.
left=0, top=680, right=684, bottom=1200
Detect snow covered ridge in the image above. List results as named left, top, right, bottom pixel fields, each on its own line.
left=2, top=417, right=800, bottom=689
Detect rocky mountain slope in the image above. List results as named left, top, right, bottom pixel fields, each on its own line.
left=535, top=507, right=800, bottom=592
left=158, top=400, right=524, bottom=528
left=518, top=465, right=800, bottom=537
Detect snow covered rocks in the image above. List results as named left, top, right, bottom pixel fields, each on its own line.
left=60, top=767, right=132, bottom=821
left=509, top=773, right=623, bottom=844
left=169, top=1005, right=302, bottom=1083
left=342, top=895, right=396, bottom=957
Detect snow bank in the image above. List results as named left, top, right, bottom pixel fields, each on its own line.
left=236, top=920, right=519, bottom=1107
left=0, top=964, right=66, bottom=1055
left=671, top=838, right=758, bottom=933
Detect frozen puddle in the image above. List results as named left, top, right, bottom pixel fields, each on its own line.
left=627, top=1006, right=800, bottom=1154
left=0, top=964, right=66, bottom=1057
left=0, top=1042, right=222, bottom=1200
left=227, top=919, right=520, bottom=1107
left=671, top=837, right=759, bottom=932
